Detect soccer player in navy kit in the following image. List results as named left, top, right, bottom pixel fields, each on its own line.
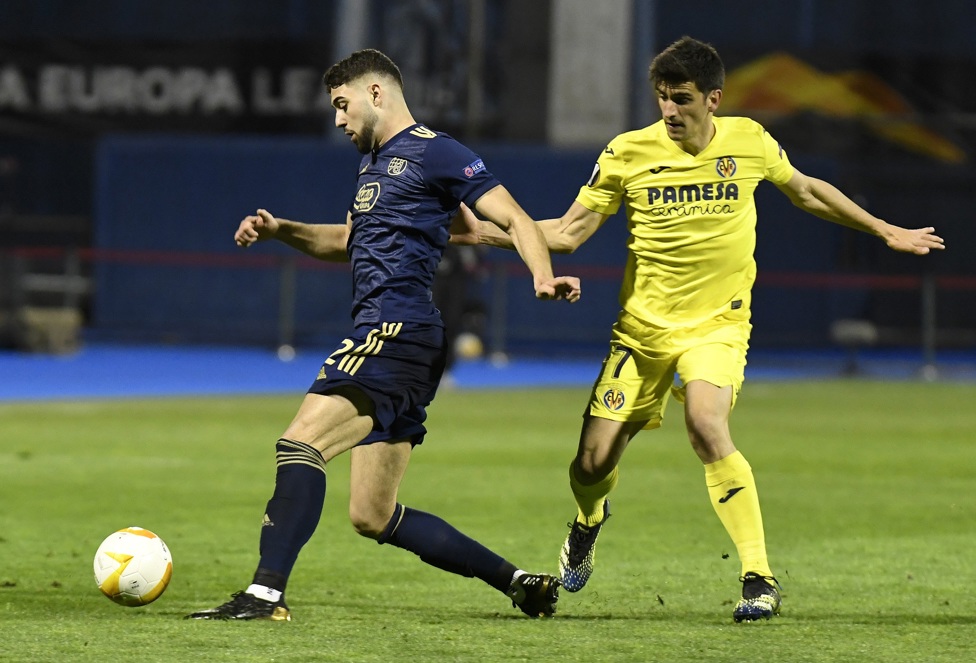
left=187, top=49, right=580, bottom=621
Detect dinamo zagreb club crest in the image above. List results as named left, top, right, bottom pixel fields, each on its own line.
left=387, top=157, right=407, bottom=176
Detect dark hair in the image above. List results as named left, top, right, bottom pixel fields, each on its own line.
left=323, top=48, right=403, bottom=90
left=649, top=36, right=724, bottom=94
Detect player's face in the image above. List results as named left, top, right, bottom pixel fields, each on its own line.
left=330, top=82, right=380, bottom=154
left=655, top=82, right=721, bottom=153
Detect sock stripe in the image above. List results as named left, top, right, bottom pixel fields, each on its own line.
left=377, top=503, right=405, bottom=545
left=275, top=438, right=326, bottom=473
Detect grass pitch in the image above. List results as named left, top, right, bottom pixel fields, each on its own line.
left=1, top=381, right=974, bottom=662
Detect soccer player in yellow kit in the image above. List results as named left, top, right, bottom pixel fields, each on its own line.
left=454, top=36, right=944, bottom=621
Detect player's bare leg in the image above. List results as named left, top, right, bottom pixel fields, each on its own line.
left=348, top=440, right=412, bottom=538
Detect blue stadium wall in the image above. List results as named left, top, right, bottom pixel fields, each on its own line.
left=92, top=135, right=871, bottom=352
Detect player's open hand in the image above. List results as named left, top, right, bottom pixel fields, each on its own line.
left=885, top=225, right=945, bottom=255
left=235, top=209, right=280, bottom=247
left=536, top=276, right=581, bottom=303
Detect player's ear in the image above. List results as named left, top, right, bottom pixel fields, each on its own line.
left=707, top=88, right=722, bottom=113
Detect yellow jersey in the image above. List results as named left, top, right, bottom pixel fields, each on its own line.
left=576, top=116, right=794, bottom=328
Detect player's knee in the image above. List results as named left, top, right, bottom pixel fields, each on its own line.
left=685, top=407, right=723, bottom=442
left=349, top=514, right=383, bottom=540
left=348, top=504, right=389, bottom=540
left=574, top=454, right=612, bottom=484
left=685, top=417, right=735, bottom=462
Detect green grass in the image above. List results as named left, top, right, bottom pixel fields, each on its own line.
left=1, top=381, right=975, bottom=662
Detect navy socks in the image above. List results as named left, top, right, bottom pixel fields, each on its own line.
left=251, top=441, right=517, bottom=595
left=253, top=438, right=327, bottom=592
left=378, top=503, right=517, bottom=592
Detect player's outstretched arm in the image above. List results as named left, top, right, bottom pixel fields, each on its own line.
left=235, top=209, right=351, bottom=262
left=471, top=186, right=581, bottom=302
left=452, top=200, right=608, bottom=256
left=776, top=171, right=945, bottom=255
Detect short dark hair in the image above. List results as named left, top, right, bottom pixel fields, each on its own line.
left=323, top=48, right=403, bottom=90
left=649, top=36, right=724, bottom=94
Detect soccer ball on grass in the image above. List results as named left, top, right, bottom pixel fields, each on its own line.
left=93, top=527, right=173, bottom=606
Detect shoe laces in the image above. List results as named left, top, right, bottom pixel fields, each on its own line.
left=223, top=591, right=256, bottom=607
left=565, top=521, right=599, bottom=565
left=739, top=573, right=780, bottom=599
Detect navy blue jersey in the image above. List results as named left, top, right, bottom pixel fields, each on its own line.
left=346, top=123, right=499, bottom=327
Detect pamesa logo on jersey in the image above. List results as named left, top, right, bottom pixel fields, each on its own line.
left=647, top=182, right=739, bottom=205
left=387, top=157, right=407, bottom=176
left=354, top=182, right=380, bottom=212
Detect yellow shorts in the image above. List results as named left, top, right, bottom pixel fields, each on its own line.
left=587, top=310, right=751, bottom=429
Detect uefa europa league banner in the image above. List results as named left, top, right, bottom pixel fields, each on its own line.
left=0, top=40, right=337, bottom=135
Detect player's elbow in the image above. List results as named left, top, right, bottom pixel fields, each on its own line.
left=786, top=187, right=817, bottom=213
left=790, top=177, right=829, bottom=212
left=548, top=235, right=579, bottom=254
left=543, top=224, right=584, bottom=254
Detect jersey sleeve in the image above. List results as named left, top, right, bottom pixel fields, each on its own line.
left=575, top=140, right=626, bottom=215
left=761, top=128, right=795, bottom=185
left=423, top=136, right=501, bottom=207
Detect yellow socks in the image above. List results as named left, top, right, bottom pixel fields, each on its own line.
left=704, top=451, right=773, bottom=578
left=569, top=462, right=617, bottom=526
left=567, top=452, right=773, bottom=577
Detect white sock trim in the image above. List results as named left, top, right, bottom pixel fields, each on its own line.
left=245, top=583, right=282, bottom=603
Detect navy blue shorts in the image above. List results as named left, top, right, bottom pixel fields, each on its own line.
left=307, top=321, right=447, bottom=446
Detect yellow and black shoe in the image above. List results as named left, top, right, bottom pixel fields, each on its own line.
left=732, top=573, right=781, bottom=622
left=506, top=573, right=560, bottom=618
left=185, top=590, right=291, bottom=621
left=558, top=499, right=610, bottom=592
